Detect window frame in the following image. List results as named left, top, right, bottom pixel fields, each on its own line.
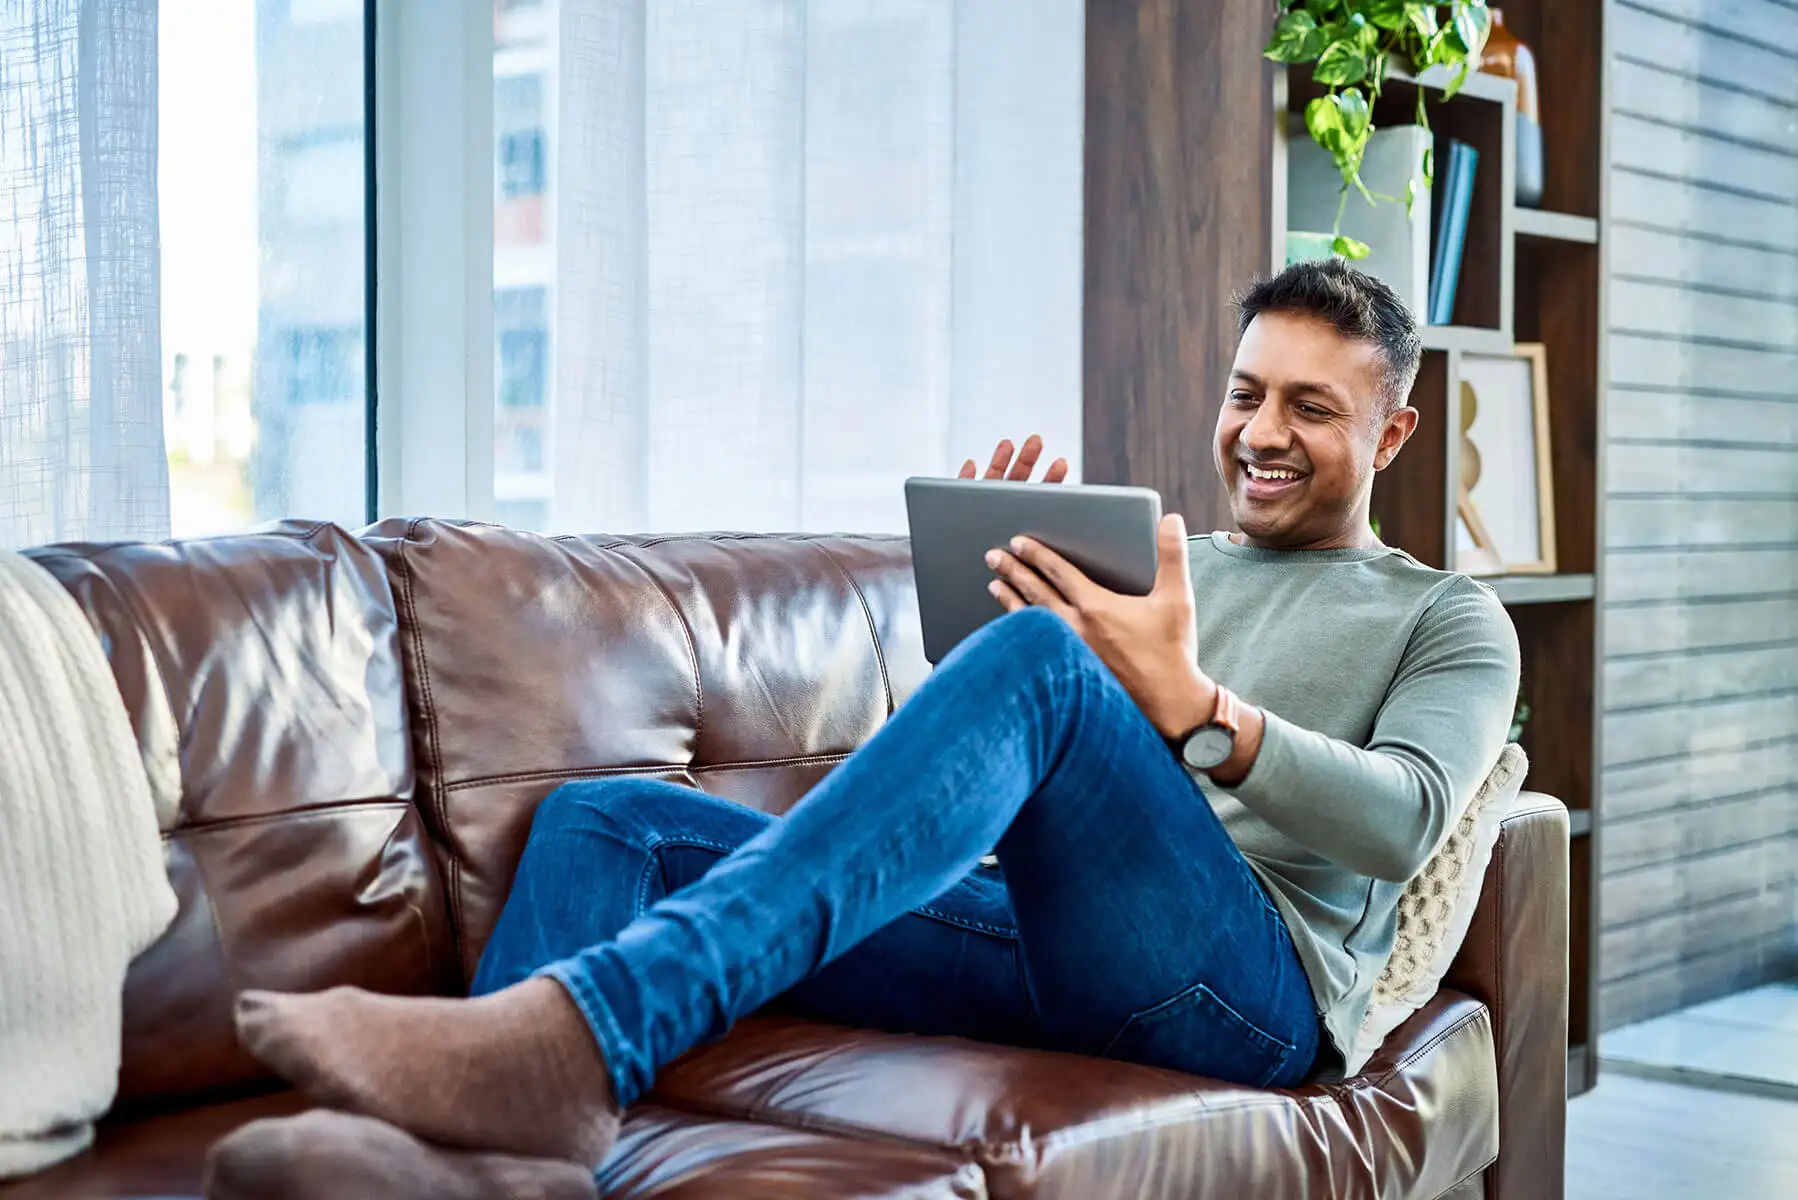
left=370, top=0, right=498, bottom=523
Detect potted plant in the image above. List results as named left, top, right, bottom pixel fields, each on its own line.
left=1266, top=1, right=1493, bottom=259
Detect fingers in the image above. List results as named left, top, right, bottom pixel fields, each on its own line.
left=986, top=547, right=1073, bottom=615
left=1005, top=537, right=1099, bottom=608
left=983, top=440, right=1015, bottom=480
left=988, top=577, right=1027, bottom=613
left=1152, top=513, right=1195, bottom=598
left=975, top=436, right=1058, bottom=482
left=1006, top=435, right=1045, bottom=481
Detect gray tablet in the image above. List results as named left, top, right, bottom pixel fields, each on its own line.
left=904, top=477, right=1163, bottom=663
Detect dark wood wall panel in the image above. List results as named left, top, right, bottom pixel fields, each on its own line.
left=1516, top=240, right=1601, bottom=576
left=1370, top=351, right=1450, bottom=568
left=1082, top=0, right=1273, bottom=532
left=1504, top=0, right=1605, bottom=216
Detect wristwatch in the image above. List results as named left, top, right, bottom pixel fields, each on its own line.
left=1175, top=684, right=1242, bottom=772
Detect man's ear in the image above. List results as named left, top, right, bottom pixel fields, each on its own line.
left=1373, top=407, right=1419, bottom=471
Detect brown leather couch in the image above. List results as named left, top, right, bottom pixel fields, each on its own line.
left=3, top=519, right=1569, bottom=1199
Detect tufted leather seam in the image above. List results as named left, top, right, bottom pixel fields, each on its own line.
left=807, top=541, right=896, bottom=717
left=694, top=752, right=850, bottom=775
left=392, top=519, right=465, bottom=970
left=1359, top=1004, right=1490, bottom=1090
left=157, top=797, right=414, bottom=836
left=441, top=752, right=852, bottom=794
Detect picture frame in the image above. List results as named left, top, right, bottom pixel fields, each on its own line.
left=1456, top=343, right=1557, bottom=575
left=1455, top=489, right=1505, bottom=577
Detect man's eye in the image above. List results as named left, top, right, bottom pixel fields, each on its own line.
left=1298, top=403, right=1328, bottom=417
left=1230, top=391, right=1257, bottom=404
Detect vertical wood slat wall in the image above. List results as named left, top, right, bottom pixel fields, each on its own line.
left=1596, top=0, right=1798, bottom=1030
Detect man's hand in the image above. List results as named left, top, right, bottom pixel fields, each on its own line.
left=959, top=435, right=1069, bottom=484
left=986, top=513, right=1215, bottom=739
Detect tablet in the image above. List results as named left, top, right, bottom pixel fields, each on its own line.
left=903, top=476, right=1163, bottom=663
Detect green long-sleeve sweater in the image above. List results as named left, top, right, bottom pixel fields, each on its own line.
left=1186, top=532, right=1520, bottom=1077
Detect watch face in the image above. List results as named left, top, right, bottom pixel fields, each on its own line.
left=1182, top=725, right=1234, bottom=771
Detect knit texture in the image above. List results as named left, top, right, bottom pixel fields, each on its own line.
left=0, top=549, right=177, bottom=1178
left=1349, top=742, right=1529, bottom=1071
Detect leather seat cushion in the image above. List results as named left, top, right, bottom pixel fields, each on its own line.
left=1, top=1095, right=982, bottom=1200
left=649, top=994, right=1501, bottom=1200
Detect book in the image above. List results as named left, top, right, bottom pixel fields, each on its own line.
left=1287, top=125, right=1434, bottom=318
left=1428, top=140, right=1479, bottom=325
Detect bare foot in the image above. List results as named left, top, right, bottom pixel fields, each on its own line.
left=234, top=978, right=618, bottom=1166
left=203, top=1109, right=598, bottom=1200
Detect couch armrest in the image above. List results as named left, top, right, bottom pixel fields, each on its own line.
left=1442, top=791, right=1569, bottom=1200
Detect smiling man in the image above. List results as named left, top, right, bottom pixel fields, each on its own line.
left=202, top=259, right=1521, bottom=1198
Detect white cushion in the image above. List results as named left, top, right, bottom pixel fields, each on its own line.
left=1345, top=742, right=1529, bottom=1074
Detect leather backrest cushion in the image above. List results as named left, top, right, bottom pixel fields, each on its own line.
left=26, top=523, right=458, bottom=1105
left=359, top=519, right=929, bottom=982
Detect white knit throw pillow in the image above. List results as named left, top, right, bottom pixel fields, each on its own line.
left=1345, top=742, right=1528, bottom=1075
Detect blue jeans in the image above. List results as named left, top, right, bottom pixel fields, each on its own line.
left=473, top=608, right=1321, bottom=1107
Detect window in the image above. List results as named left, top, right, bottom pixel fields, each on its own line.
left=281, top=328, right=364, bottom=407
left=160, top=0, right=370, bottom=536
left=282, top=133, right=365, bottom=225
left=496, top=75, right=546, bottom=199
left=494, top=285, right=550, bottom=498
left=495, top=288, right=547, bottom=409
left=483, top=1, right=1083, bottom=536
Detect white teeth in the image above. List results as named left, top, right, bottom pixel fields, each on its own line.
left=1245, top=464, right=1300, bottom=481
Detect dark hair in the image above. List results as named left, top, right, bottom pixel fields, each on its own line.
left=1235, top=258, right=1423, bottom=414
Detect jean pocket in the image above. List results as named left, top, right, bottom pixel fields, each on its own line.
left=1100, top=981, right=1297, bottom=1089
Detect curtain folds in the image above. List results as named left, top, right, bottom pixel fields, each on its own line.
left=1, top=0, right=166, bottom=549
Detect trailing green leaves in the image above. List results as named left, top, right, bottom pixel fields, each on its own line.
left=1263, top=0, right=1492, bottom=260
left=1266, top=9, right=1328, bottom=62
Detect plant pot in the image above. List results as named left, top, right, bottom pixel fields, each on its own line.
left=1285, top=230, right=1338, bottom=265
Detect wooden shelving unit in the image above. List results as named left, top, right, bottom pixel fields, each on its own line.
left=1271, top=2, right=1609, bottom=1097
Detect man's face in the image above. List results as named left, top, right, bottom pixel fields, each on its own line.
left=1214, top=311, right=1415, bottom=550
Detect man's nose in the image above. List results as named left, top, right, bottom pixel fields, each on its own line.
left=1241, top=399, right=1291, bottom=450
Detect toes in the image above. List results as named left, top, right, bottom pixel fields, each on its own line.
left=231, top=990, right=296, bottom=1057
left=203, top=1117, right=299, bottom=1200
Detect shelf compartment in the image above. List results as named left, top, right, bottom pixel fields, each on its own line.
left=1422, top=324, right=1512, bottom=354
left=1282, top=60, right=1515, bottom=335
left=1488, top=573, right=1596, bottom=605
left=1514, top=208, right=1600, bottom=244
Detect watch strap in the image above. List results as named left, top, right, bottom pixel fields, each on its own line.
left=1209, top=684, right=1241, bottom=736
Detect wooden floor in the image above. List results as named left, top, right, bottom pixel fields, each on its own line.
left=1568, top=987, right=1798, bottom=1198
left=1567, top=1073, right=1798, bottom=1198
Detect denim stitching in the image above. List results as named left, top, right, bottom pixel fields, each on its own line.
left=632, top=834, right=740, bottom=914
left=913, top=904, right=1020, bottom=939
left=1099, top=980, right=1297, bottom=1072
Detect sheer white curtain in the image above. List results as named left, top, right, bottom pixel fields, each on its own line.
left=541, top=0, right=1083, bottom=535
left=0, top=0, right=167, bottom=549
